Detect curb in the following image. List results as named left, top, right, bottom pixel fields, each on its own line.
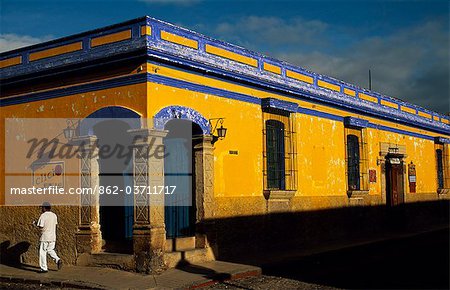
left=0, top=265, right=262, bottom=289
left=0, top=275, right=107, bottom=289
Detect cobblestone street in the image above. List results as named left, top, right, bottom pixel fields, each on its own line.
left=1, top=276, right=335, bottom=290
left=262, top=228, right=449, bottom=289
left=1, top=229, right=448, bottom=289
left=206, top=276, right=337, bottom=289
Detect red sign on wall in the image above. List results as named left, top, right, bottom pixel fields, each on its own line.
left=369, top=169, right=377, bottom=183
left=408, top=162, right=416, bottom=193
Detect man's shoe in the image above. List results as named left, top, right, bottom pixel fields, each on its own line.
left=38, top=269, right=48, bottom=273
left=57, top=259, right=63, bottom=270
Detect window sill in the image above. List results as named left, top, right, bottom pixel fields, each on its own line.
left=438, top=188, right=450, bottom=195
left=347, top=190, right=369, bottom=198
left=263, top=190, right=296, bottom=200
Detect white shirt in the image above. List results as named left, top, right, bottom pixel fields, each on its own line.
left=37, top=211, right=58, bottom=242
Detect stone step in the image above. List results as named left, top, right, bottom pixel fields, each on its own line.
left=76, top=252, right=135, bottom=271
left=164, top=247, right=215, bottom=268
left=165, top=237, right=196, bottom=252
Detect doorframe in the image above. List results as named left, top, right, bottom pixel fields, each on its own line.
left=382, top=153, right=406, bottom=206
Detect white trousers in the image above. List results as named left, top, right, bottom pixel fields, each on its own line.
left=39, top=241, right=60, bottom=271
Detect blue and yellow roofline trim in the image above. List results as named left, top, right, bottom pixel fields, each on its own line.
left=1, top=16, right=449, bottom=133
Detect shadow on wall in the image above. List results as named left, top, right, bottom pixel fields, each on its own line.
left=0, top=240, right=31, bottom=267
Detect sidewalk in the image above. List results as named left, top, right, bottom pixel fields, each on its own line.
left=2, top=225, right=447, bottom=289
left=0, top=261, right=261, bottom=289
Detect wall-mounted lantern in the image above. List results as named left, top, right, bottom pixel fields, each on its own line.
left=63, top=119, right=79, bottom=141
left=209, top=118, right=227, bottom=144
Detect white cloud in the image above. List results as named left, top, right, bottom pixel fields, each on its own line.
left=202, top=16, right=328, bottom=54
left=193, top=16, right=449, bottom=113
left=275, top=21, right=449, bottom=113
left=0, top=34, right=53, bottom=53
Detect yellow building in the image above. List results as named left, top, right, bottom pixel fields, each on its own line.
left=1, top=16, right=449, bottom=272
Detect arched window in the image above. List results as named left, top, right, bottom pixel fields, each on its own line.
left=265, top=120, right=285, bottom=190
left=347, top=134, right=360, bottom=190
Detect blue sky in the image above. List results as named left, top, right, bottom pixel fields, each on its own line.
left=1, top=0, right=449, bottom=114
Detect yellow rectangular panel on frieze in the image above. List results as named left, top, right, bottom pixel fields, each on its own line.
left=401, top=106, right=416, bottom=114
left=381, top=100, right=399, bottom=109
left=359, top=93, right=378, bottom=103
left=418, top=111, right=431, bottom=119
left=205, top=44, right=258, bottom=67
left=317, top=80, right=340, bottom=92
left=29, top=42, right=82, bottom=61
left=263, top=62, right=281, bottom=74
left=343, top=88, right=356, bottom=97
left=286, top=70, right=314, bottom=84
left=91, top=30, right=132, bottom=47
left=0, top=56, right=22, bottom=68
left=141, top=25, right=152, bottom=36
left=160, top=31, right=198, bottom=49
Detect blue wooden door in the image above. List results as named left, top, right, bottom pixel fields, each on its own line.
left=164, top=138, right=193, bottom=238
left=123, top=161, right=134, bottom=240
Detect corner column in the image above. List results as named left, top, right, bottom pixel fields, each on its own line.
left=74, top=136, right=102, bottom=254
left=193, top=135, right=216, bottom=249
left=129, top=128, right=168, bottom=273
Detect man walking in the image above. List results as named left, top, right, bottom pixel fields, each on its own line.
left=34, top=202, right=62, bottom=273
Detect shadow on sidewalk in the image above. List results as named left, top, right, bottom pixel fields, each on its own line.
left=0, top=241, right=42, bottom=273
left=175, top=253, right=231, bottom=282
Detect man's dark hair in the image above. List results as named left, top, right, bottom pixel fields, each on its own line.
left=42, top=202, right=51, bottom=211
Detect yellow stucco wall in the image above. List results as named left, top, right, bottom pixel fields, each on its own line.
left=0, top=82, right=148, bottom=205
left=296, top=115, right=346, bottom=197
left=145, top=62, right=449, bottom=216
left=1, top=60, right=448, bottom=211
left=147, top=83, right=263, bottom=198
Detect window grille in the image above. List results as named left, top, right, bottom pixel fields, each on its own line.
left=347, top=134, right=360, bottom=190
left=344, top=127, right=368, bottom=191
left=266, top=120, right=285, bottom=189
left=262, top=109, right=297, bottom=191
left=435, top=143, right=450, bottom=189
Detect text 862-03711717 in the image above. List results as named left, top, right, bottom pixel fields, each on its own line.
left=97, top=185, right=177, bottom=195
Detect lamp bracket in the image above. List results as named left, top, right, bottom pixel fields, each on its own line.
left=209, top=118, right=225, bottom=135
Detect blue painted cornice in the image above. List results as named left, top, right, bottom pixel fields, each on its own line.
left=261, top=98, right=298, bottom=113
left=344, top=117, right=369, bottom=129
left=435, top=137, right=450, bottom=144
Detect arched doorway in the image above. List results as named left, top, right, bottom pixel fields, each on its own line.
left=153, top=105, right=215, bottom=254
left=81, top=107, right=140, bottom=253
left=164, top=119, right=203, bottom=238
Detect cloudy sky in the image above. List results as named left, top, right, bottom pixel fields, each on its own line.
left=1, top=0, right=449, bottom=114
